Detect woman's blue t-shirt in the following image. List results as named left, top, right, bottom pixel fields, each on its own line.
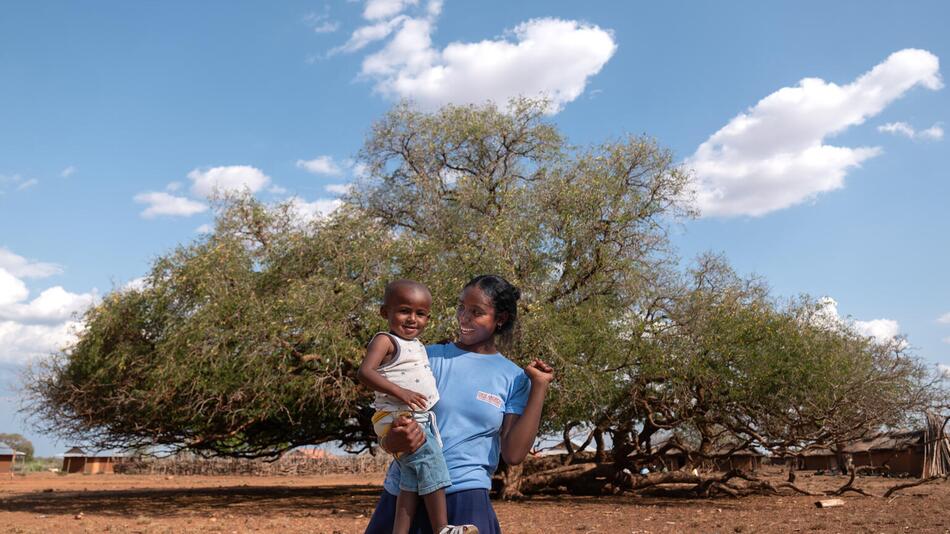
left=382, top=343, right=531, bottom=495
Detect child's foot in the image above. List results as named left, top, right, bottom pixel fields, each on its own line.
left=438, top=526, right=478, bottom=534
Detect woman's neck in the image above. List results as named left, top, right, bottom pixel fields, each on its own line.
left=454, top=339, right=497, bottom=355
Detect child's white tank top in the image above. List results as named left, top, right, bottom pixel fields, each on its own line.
left=371, top=332, right=440, bottom=412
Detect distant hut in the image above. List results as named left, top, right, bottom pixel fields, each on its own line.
left=844, top=429, right=932, bottom=478
left=61, top=447, right=124, bottom=474
left=713, top=449, right=762, bottom=473
left=797, top=448, right=840, bottom=472
left=62, top=446, right=87, bottom=473
left=0, top=442, right=26, bottom=474
left=84, top=454, right=120, bottom=474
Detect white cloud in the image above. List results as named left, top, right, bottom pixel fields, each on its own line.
left=332, top=16, right=407, bottom=54
left=297, top=156, right=343, bottom=176
left=287, top=197, right=343, bottom=223
left=16, top=178, right=38, bottom=191
left=0, top=320, right=85, bottom=365
left=359, top=16, right=616, bottom=112
left=815, top=297, right=903, bottom=345
left=134, top=192, right=208, bottom=219
left=123, top=277, right=149, bottom=292
left=268, top=184, right=288, bottom=194
left=0, top=248, right=62, bottom=279
left=940, top=364, right=950, bottom=379
left=689, top=49, right=943, bottom=217
left=325, top=183, right=352, bottom=195
left=334, top=2, right=615, bottom=112
left=0, top=260, right=96, bottom=365
left=853, top=318, right=901, bottom=341
left=0, top=268, right=29, bottom=307
left=0, top=285, right=97, bottom=324
left=165, top=181, right=182, bottom=192
left=919, top=125, right=945, bottom=140
left=195, top=224, right=213, bottom=234
left=938, top=312, right=950, bottom=324
left=60, top=166, right=77, bottom=178
left=364, top=0, right=417, bottom=20
left=943, top=337, right=950, bottom=345
left=878, top=121, right=944, bottom=140
left=304, top=10, right=340, bottom=33
left=188, top=165, right=271, bottom=198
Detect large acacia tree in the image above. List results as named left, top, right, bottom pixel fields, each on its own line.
left=25, top=99, right=940, bottom=496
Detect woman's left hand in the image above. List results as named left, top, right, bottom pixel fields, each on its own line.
left=524, top=358, right=555, bottom=385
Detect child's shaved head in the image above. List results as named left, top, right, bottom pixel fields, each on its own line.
left=383, top=279, right=431, bottom=307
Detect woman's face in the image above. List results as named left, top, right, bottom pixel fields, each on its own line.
left=455, top=285, right=502, bottom=347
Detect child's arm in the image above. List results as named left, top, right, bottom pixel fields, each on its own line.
left=499, top=358, right=555, bottom=466
left=357, top=334, right=429, bottom=411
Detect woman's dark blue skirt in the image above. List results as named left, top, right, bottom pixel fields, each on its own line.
left=364, top=488, right=502, bottom=534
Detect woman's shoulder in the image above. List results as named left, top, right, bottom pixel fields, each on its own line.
left=486, top=352, right=525, bottom=377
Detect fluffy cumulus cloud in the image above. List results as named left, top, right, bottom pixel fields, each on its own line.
left=188, top=165, right=272, bottom=199
left=878, top=121, right=944, bottom=140
left=0, top=254, right=97, bottom=365
left=0, top=320, right=85, bottom=365
left=134, top=192, right=208, bottom=218
left=336, top=1, right=616, bottom=112
left=939, top=312, right=950, bottom=325
left=296, top=156, right=343, bottom=176
left=689, top=49, right=943, bottom=217
left=815, top=297, right=903, bottom=345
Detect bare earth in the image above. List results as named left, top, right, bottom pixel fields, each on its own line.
left=1, top=469, right=949, bottom=533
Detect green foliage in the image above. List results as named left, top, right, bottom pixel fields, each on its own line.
left=23, top=98, right=939, bottom=462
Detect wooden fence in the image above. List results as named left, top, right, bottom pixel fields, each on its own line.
left=115, top=452, right=391, bottom=476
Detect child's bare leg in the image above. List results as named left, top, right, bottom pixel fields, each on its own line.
left=421, top=488, right=448, bottom=531
left=394, top=490, right=418, bottom=534
left=393, top=490, right=419, bottom=534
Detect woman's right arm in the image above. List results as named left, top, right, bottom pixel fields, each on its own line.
left=380, top=415, right=426, bottom=454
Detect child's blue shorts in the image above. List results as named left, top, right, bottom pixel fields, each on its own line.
left=397, top=418, right=451, bottom=495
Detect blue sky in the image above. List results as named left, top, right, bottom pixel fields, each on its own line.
left=1, top=1, right=948, bottom=456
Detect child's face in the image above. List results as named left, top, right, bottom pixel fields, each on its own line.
left=381, top=286, right=432, bottom=339
left=455, top=285, right=505, bottom=346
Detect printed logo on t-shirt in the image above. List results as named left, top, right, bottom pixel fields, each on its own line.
left=476, top=391, right=503, bottom=408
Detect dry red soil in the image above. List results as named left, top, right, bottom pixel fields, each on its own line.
left=1, top=469, right=949, bottom=533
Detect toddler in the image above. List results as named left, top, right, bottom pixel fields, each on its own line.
left=358, top=279, right=477, bottom=534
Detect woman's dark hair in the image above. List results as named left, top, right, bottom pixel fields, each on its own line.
left=463, top=274, right=521, bottom=338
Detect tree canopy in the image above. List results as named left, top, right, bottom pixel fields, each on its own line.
left=24, top=99, right=942, bottom=470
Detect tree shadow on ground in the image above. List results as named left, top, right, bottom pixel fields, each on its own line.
left=0, top=484, right=384, bottom=519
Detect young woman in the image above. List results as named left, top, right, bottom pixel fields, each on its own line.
left=364, top=274, right=554, bottom=534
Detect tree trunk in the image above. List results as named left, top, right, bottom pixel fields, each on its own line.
left=495, top=461, right=525, bottom=500
left=593, top=428, right=606, bottom=463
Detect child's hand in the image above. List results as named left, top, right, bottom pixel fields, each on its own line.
left=524, top=358, right=555, bottom=385
left=397, top=388, right=429, bottom=411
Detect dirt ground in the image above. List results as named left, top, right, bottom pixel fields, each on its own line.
left=1, top=468, right=949, bottom=533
